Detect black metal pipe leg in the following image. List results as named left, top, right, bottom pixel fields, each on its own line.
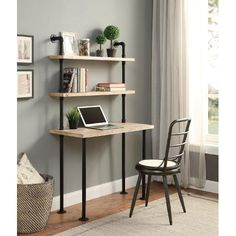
left=79, top=139, right=89, bottom=221
left=163, top=176, right=172, bottom=225
left=141, top=175, right=146, bottom=200
left=120, top=133, right=128, bottom=194
left=173, top=174, right=186, bottom=213
left=58, top=94, right=65, bottom=213
left=58, top=135, right=66, bottom=214
left=145, top=175, right=151, bottom=207
left=57, top=44, right=65, bottom=214
left=120, top=48, right=127, bottom=195
left=140, top=130, right=146, bottom=200
left=129, top=173, right=142, bottom=218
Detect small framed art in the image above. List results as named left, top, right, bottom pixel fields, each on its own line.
left=17, top=35, right=34, bottom=65
left=17, top=70, right=34, bottom=99
left=60, top=32, right=79, bottom=55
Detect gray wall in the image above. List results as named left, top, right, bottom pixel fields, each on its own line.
left=17, top=0, right=153, bottom=195
left=17, top=0, right=218, bottom=197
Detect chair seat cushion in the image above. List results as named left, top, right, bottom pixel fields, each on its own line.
left=138, top=159, right=178, bottom=170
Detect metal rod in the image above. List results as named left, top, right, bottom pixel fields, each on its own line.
left=122, top=62, right=125, bottom=83
left=58, top=135, right=66, bottom=213
left=58, top=98, right=65, bottom=213
left=121, top=44, right=126, bottom=123
left=122, top=95, right=126, bottom=123
left=59, top=60, right=64, bottom=92
left=119, top=42, right=127, bottom=194
left=57, top=34, right=65, bottom=213
left=120, top=133, right=127, bottom=194
left=58, top=56, right=65, bottom=213
left=141, top=130, right=146, bottom=200
left=59, top=97, right=64, bottom=129
left=79, top=139, right=89, bottom=221
left=58, top=68, right=64, bottom=213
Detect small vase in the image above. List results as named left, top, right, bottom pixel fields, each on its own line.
left=96, top=49, right=104, bottom=57
left=69, top=120, right=79, bottom=129
left=107, top=48, right=116, bottom=57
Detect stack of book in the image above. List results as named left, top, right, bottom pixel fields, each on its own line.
left=63, top=67, right=88, bottom=93
left=95, top=83, right=126, bottom=92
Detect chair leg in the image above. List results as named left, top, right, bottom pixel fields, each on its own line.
left=145, top=175, right=151, bottom=207
left=129, top=173, right=142, bottom=218
left=163, top=175, right=172, bottom=225
left=173, top=174, right=186, bottom=213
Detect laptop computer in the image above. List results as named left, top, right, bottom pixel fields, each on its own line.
left=77, top=105, right=122, bottom=130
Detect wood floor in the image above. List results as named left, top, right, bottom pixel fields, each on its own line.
left=18, top=181, right=218, bottom=236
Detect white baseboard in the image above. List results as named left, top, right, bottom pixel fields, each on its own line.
left=51, top=175, right=218, bottom=212
left=152, top=176, right=218, bottom=194
left=189, top=178, right=218, bottom=194
left=51, top=175, right=138, bottom=212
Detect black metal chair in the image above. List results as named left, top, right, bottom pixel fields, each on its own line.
left=129, top=118, right=191, bottom=225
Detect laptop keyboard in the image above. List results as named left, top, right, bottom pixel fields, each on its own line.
left=90, top=124, right=122, bottom=130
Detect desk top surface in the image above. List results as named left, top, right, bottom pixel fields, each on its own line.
left=49, top=123, right=154, bottom=139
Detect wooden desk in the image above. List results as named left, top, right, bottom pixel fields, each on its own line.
left=49, top=122, right=154, bottom=221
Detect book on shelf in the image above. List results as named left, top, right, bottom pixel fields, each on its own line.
left=71, top=68, right=78, bottom=93
left=95, top=86, right=126, bottom=92
left=85, top=68, right=88, bottom=92
left=62, top=67, right=88, bottom=93
left=96, top=82, right=125, bottom=88
left=63, top=68, right=74, bottom=92
left=80, top=68, right=88, bottom=92
left=80, top=68, right=84, bottom=92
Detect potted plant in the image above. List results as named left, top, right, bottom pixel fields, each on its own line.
left=66, top=107, right=80, bottom=129
left=104, top=25, right=120, bottom=57
left=95, top=33, right=107, bottom=57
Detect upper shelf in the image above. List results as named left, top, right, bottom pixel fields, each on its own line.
left=48, top=55, right=135, bottom=62
left=49, top=90, right=135, bottom=97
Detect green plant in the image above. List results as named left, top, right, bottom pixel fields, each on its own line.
left=96, top=33, right=107, bottom=51
left=66, top=107, right=80, bottom=123
left=104, top=25, right=120, bottom=49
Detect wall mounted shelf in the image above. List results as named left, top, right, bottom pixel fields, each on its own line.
left=48, top=55, right=135, bottom=62
left=48, top=90, right=135, bottom=97
left=48, top=37, right=140, bottom=221
left=49, top=123, right=154, bottom=139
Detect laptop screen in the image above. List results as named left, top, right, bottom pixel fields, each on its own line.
left=78, top=105, right=108, bottom=127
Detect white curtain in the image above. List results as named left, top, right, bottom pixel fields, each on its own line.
left=187, top=0, right=208, bottom=188
left=151, top=0, right=207, bottom=188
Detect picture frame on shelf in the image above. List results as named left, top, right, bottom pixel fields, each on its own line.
left=60, top=32, right=79, bottom=55
left=17, top=70, right=34, bottom=99
left=17, top=35, right=34, bottom=64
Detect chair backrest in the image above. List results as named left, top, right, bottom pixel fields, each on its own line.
left=163, top=118, right=191, bottom=170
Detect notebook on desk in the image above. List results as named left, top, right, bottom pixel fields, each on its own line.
left=77, top=105, right=123, bottom=130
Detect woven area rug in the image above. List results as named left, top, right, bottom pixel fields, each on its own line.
left=56, top=193, right=218, bottom=236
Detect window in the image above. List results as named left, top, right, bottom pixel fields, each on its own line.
left=208, top=0, right=219, bottom=141
left=187, top=0, right=218, bottom=154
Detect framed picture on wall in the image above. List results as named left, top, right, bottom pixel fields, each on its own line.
left=17, top=34, right=34, bottom=64
left=60, top=32, right=79, bottom=55
left=17, top=70, right=34, bottom=99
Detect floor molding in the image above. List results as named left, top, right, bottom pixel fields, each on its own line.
left=51, top=175, right=138, bottom=212
left=51, top=176, right=218, bottom=212
left=152, top=176, right=218, bottom=194
left=189, top=178, right=218, bottom=194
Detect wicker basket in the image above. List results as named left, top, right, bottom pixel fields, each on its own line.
left=17, top=174, right=54, bottom=233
